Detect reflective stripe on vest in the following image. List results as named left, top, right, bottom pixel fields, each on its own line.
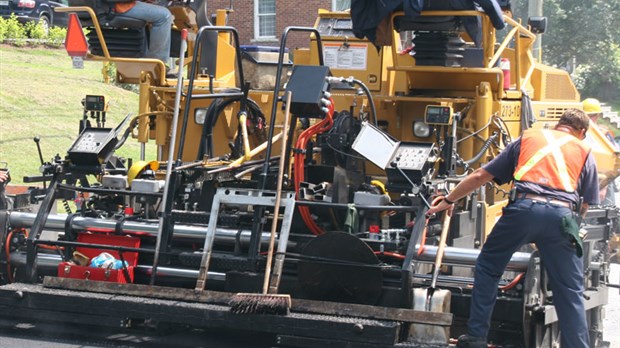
left=514, top=129, right=589, bottom=192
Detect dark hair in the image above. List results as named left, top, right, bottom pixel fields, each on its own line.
left=558, top=108, right=589, bottom=132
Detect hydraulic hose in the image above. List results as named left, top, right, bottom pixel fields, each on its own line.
left=326, top=76, right=377, bottom=126
left=351, top=78, right=377, bottom=126
left=198, top=96, right=265, bottom=160
left=294, top=99, right=335, bottom=235
left=462, top=131, right=499, bottom=167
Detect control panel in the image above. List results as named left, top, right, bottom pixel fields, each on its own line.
left=316, top=17, right=354, bottom=37
left=67, top=128, right=118, bottom=167
left=386, top=142, right=435, bottom=190
left=390, top=142, right=434, bottom=171
left=424, top=105, right=453, bottom=125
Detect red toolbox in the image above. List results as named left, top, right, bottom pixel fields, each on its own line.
left=57, top=233, right=141, bottom=283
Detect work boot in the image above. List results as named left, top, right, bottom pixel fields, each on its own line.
left=456, top=334, right=487, bottom=348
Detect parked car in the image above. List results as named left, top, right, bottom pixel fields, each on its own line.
left=0, top=0, right=69, bottom=34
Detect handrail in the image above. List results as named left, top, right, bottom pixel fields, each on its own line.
left=177, top=26, right=245, bottom=160
left=260, top=26, right=325, bottom=190
left=496, top=15, right=537, bottom=92
left=55, top=7, right=167, bottom=85
left=488, top=25, right=518, bottom=68
left=56, top=7, right=109, bottom=58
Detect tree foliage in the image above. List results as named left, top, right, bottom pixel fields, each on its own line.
left=513, top=0, right=620, bottom=104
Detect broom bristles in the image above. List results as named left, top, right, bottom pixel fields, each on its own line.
left=229, top=293, right=291, bottom=315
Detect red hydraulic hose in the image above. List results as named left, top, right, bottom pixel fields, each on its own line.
left=294, top=99, right=335, bottom=235
left=499, top=272, right=525, bottom=291
left=374, top=251, right=405, bottom=260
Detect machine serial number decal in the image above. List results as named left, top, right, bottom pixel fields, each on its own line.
left=500, top=104, right=520, bottom=119
left=323, top=42, right=368, bottom=70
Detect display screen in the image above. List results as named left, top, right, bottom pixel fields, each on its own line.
left=84, top=95, right=105, bottom=112
left=425, top=106, right=453, bottom=125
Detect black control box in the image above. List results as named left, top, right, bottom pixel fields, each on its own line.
left=67, top=127, right=118, bottom=167
left=284, top=65, right=330, bottom=118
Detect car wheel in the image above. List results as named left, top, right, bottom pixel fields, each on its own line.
left=38, top=15, right=50, bottom=36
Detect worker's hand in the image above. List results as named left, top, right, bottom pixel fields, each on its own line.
left=426, top=195, right=454, bottom=217
left=0, top=170, right=8, bottom=183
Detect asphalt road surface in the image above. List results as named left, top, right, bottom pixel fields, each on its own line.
left=0, top=319, right=276, bottom=347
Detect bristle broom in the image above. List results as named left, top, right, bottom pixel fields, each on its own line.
left=230, top=93, right=293, bottom=317
left=229, top=293, right=291, bottom=315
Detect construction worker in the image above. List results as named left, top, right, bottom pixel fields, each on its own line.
left=114, top=0, right=173, bottom=74
left=583, top=97, right=618, bottom=205
left=427, top=108, right=599, bottom=348
left=583, top=97, right=603, bottom=121
left=583, top=98, right=616, bottom=144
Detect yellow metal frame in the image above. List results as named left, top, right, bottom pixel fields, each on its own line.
left=56, top=7, right=167, bottom=85
left=386, top=11, right=538, bottom=100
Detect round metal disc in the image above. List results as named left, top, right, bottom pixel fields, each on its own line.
left=297, top=231, right=383, bottom=305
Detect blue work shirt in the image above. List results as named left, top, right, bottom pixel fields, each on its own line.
left=482, top=137, right=600, bottom=206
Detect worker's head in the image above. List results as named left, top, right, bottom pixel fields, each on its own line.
left=557, top=108, right=589, bottom=139
left=582, top=98, right=603, bottom=119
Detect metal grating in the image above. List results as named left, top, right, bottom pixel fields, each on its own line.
left=543, top=72, right=578, bottom=100
left=544, top=107, right=566, bottom=119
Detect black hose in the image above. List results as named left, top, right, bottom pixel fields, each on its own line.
left=351, top=78, right=377, bottom=126
left=462, top=131, right=499, bottom=167
left=114, top=118, right=139, bottom=151
left=197, top=96, right=266, bottom=160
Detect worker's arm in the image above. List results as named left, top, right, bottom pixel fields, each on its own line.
left=579, top=153, right=600, bottom=217
left=427, top=168, right=495, bottom=216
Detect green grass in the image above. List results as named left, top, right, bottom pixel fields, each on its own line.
left=0, top=45, right=148, bottom=184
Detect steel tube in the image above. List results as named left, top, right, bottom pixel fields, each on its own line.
left=11, top=245, right=530, bottom=281
left=416, top=245, right=530, bottom=272
left=9, top=252, right=225, bottom=281
left=8, top=212, right=531, bottom=271
left=8, top=212, right=284, bottom=246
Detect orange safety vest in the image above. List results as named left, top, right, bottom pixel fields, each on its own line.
left=514, top=129, right=590, bottom=193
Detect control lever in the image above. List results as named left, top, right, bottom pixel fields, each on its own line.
left=33, top=136, right=45, bottom=166
left=33, top=136, right=47, bottom=189
left=390, top=161, right=431, bottom=209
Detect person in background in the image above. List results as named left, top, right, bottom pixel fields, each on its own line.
left=583, top=98, right=617, bottom=146
left=583, top=98, right=604, bottom=122
left=114, top=0, right=173, bottom=73
left=583, top=97, right=618, bottom=205
left=0, top=169, right=10, bottom=210
left=427, top=108, right=598, bottom=348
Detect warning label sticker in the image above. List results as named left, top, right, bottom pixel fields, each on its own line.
left=323, top=42, right=368, bottom=70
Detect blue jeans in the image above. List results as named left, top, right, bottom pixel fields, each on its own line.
left=116, top=2, right=172, bottom=63
left=468, top=198, right=590, bottom=348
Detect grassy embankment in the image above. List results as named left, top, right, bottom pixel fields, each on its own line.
left=0, top=45, right=150, bottom=184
